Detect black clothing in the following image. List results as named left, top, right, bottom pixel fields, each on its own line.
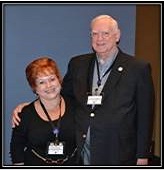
left=62, top=50, right=154, bottom=165
left=10, top=98, right=76, bottom=166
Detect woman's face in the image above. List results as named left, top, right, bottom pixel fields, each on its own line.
left=35, top=74, right=61, bottom=101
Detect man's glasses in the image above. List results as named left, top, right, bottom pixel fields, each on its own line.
left=90, top=31, right=111, bottom=39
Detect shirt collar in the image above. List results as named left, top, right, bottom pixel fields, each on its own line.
left=96, top=48, right=118, bottom=67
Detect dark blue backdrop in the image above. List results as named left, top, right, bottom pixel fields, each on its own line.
left=3, top=3, right=136, bottom=165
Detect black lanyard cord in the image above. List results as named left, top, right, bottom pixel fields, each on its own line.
left=39, top=98, right=62, bottom=140
left=96, top=57, right=117, bottom=87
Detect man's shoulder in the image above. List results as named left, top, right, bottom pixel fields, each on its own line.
left=70, top=52, right=95, bottom=62
left=119, top=49, right=149, bottom=66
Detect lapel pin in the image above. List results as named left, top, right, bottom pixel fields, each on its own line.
left=118, top=66, right=123, bottom=72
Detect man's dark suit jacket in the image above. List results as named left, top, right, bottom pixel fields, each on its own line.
left=62, top=49, right=154, bottom=165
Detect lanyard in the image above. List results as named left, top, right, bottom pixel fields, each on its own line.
left=39, top=98, right=62, bottom=142
left=96, top=57, right=116, bottom=87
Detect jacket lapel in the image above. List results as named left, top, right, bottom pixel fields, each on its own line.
left=101, top=51, right=128, bottom=103
left=87, top=53, right=97, bottom=93
left=84, top=51, right=128, bottom=110
left=78, top=53, right=96, bottom=111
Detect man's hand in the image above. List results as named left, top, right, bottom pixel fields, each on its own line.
left=11, top=102, right=30, bottom=128
left=137, top=158, right=149, bottom=165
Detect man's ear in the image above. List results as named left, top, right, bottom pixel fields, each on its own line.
left=116, top=29, right=121, bottom=43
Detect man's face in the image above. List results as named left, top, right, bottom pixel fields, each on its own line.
left=91, top=18, right=120, bottom=59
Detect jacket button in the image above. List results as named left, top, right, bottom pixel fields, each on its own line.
left=82, top=134, right=86, bottom=138
left=90, top=112, right=95, bottom=117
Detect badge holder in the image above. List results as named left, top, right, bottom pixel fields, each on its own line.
left=39, top=99, right=66, bottom=158
left=86, top=91, right=104, bottom=106
left=46, top=140, right=65, bottom=156
left=46, top=129, right=66, bottom=159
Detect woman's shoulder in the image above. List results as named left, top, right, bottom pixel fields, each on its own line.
left=62, top=96, right=74, bottom=112
left=62, top=98, right=75, bottom=126
left=18, top=101, right=35, bottom=118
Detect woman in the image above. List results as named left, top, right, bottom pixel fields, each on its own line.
left=10, top=57, right=77, bottom=166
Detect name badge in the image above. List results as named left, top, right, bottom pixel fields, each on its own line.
left=47, top=142, right=64, bottom=155
left=87, top=95, right=102, bottom=105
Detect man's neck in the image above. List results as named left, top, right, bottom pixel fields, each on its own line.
left=97, top=47, right=118, bottom=63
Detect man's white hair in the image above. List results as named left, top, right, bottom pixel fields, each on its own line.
left=91, top=15, right=119, bottom=32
